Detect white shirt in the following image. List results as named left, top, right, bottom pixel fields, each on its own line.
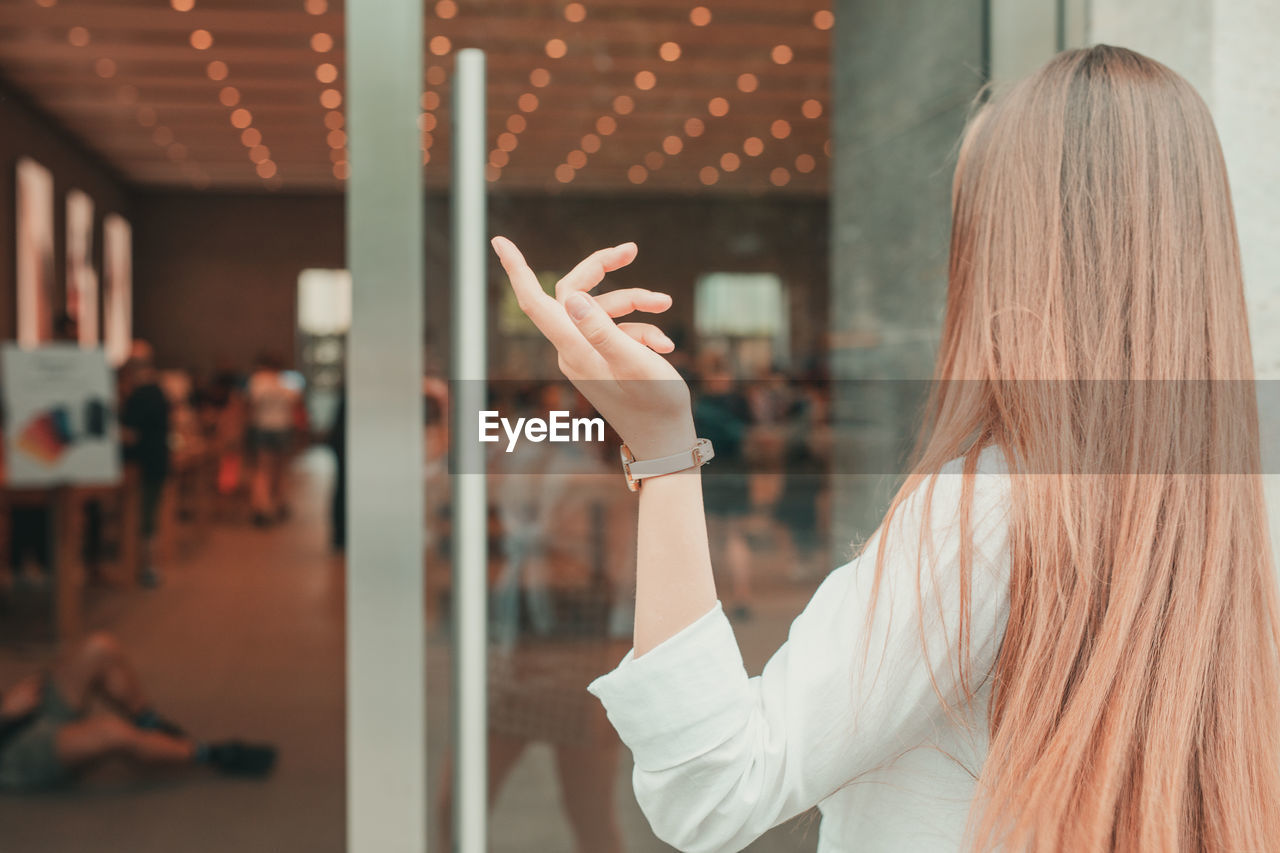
left=587, top=447, right=1012, bottom=852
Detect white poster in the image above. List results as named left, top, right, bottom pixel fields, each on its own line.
left=66, top=189, right=99, bottom=347
left=1, top=343, right=121, bottom=487
left=16, top=157, right=56, bottom=349
left=103, top=213, right=132, bottom=367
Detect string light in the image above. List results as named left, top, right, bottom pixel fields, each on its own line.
left=771, top=119, right=792, bottom=139
left=581, top=133, right=601, bottom=153
left=567, top=150, right=588, bottom=169
left=545, top=38, right=567, bottom=59
left=219, top=86, right=240, bottom=106
left=311, top=32, right=333, bottom=52
left=635, top=70, right=656, bottom=90
left=690, top=6, right=711, bottom=26
left=720, top=152, right=740, bottom=172
left=435, top=0, right=458, bottom=18
left=743, top=137, right=764, bottom=156
left=802, top=99, right=823, bottom=119
left=644, top=151, right=664, bottom=170
left=628, top=165, right=648, bottom=184
left=813, top=10, right=835, bottom=30
left=659, top=42, right=681, bottom=62
left=737, top=73, right=758, bottom=93
left=206, top=60, right=228, bottom=80
left=316, top=63, right=339, bottom=83
left=708, top=97, right=729, bottom=117
left=555, top=164, right=575, bottom=183
left=518, top=93, right=539, bottom=112
left=596, top=115, right=617, bottom=135
left=770, top=167, right=791, bottom=186
left=430, top=36, right=452, bottom=56
left=68, top=27, right=90, bottom=47
left=613, top=95, right=635, bottom=115
left=171, top=0, right=195, bottom=9
left=699, top=166, right=719, bottom=186
left=662, top=135, right=683, bottom=155
left=771, top=44, right=793, bottom=64
left=795, top=154, right=816, bottom=173
left=564, top=2, right=586, bottom=22
left=684, top=117, right=705, bottom=137
left=530, top=68, right=551, bottom=87
left=189, top=29, right=213, bottom=50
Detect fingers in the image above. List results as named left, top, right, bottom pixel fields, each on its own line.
left=618, top=323, right=675, bottom=353
left=594, top=288, right=672, bottom=319
left=491, top=236, right=598, bottom=367
left=565, top=292, right=649, bottom=367
left=554, top=243, right=638, bottom=301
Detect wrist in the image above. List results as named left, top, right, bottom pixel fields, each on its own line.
left=623, top=418, right=697, bottom=460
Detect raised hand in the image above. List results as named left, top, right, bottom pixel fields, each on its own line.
left=491, top=236, right=696, bottom=460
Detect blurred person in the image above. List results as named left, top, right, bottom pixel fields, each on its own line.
left=436, top=383, right=633, bottom=853
left=245, top=353, right=300, bottom=526
left=0, top=631, right=276, bottom=792
left=490, top=46, right=1280, bottom=851
left=691, top=351, right=755, bottom=621
left=120, top=340, right=170, bottom=589
left=774, top=371, right=832, bottom=580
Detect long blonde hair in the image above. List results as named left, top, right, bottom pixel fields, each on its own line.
left=875, top=45, right=1280, bottom=851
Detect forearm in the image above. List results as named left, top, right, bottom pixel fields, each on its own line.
left=634, top=467, right=718, bottom=657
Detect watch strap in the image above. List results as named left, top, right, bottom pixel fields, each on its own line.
left=620, top=438, right=714, bottom=491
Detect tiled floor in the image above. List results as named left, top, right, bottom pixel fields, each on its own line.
left=0, top=450, right=822, bottom=852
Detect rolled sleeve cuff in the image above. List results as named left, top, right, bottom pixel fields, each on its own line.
left=587, top=601, right=751, bottom=771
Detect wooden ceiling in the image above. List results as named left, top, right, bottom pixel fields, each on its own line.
left=0, top=0, right=831, bottom=194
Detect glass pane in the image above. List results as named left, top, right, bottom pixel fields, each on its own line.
left=423, top=4, right=832, bottom=851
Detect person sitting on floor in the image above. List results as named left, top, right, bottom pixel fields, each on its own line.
left=0, top=632, right=276, bottom=792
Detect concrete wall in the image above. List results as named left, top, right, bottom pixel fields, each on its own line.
left=131, top=190, right=829, bottom=380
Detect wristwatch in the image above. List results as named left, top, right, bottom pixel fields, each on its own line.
left=619, top=438, right=715, bottom=491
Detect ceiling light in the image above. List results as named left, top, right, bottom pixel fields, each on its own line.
left=190, top=29, right=213, bottom=50
left=530, top=68, right=551, bottom=87
left=659, top=42, right=681, bottom=62
left=256, top=161, right=278, bottom=179
left=497, top=132, right=518, bottom=152
left=628, top=165, right=648, bottom=184
left=555, top=164, right=575, bottom=183
left=613, top=94, right=635, bottom=115
left=813, top=10, right=835, bottom=30
left=518, top=93, right=539, bottom=112
left=320, top=88, right=343, bottom=109
left=795, top=154, right=816, bottom=173
left=635, top=70, right=656, bottom=90
left=596, top=115, right=617, bottom=135
left=662, top=135, right=683, bottom=155
left=219, top=86, right=240, bottom=106
left=802, top=99, right=823, bottom=119
left=545, top=38, right=567, bottom=59
left=720, top=152, right=740, bottom=172
left=771, top=44, right=793, bottom=64
left=206, top=60, right=228, bottom=80
left=327, top=129, right=347, bottom=148
left=643, top=151, right=664, bottom=170
left=699, top=166, right=718, bottom=186
left=708, top=97, right=729, bottom=117
left=507, top=114, right=526, bottom=133
left=684, top=117, right=705, bottom=137
left=435, top=0, right=458, bottom=18
left=240, top=127, right=262, bottom=146
left=564, top=2, right=586, bottom=22
left=305, top=0, right=328, bottom=14
left=67, top=27, right=90, bottom=47
left=770, top=167, right=790, bottom=186
left=230, top=108, right=253, bottom=128
left=430, top=36, right=452, bottom=56
left=581, top=133, right=601, bottom=153
left=567, top=150, right=588, bottom=169
left=690, top=6, right=711, bottom=26
left=737, top=73, right=758, bottom=93
left=743, top=137, right=764, bottom=156
left=325, top=110, right=345, bottom=129
left=311, top=32, right=333, bottom=52
left=771, top=119, right=792, bottom=139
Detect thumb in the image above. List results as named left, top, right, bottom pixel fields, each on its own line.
left=566, top=291, right=644, bottom=365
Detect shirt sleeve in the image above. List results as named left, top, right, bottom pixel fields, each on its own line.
left=587, top=461, right=1012, bottom=853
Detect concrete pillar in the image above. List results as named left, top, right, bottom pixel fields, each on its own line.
left=828, top=0, right=988, bottom=554
left=1087, top=0, right=1280, bottom=547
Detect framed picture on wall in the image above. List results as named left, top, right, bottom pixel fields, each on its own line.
left=66, top=188, right=99, bottom=347
left=15, top=157, right=56, bottom=349
left=103, top=213, right=132, bottom=366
